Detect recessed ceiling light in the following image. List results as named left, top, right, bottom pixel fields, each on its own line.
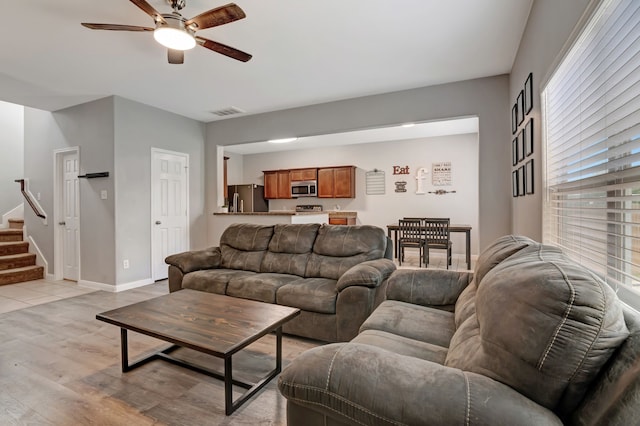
left=268, top=137, right=298, bottom=144
left=401, top=123, right=416, bottom=128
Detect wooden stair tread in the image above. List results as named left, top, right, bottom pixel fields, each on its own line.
left=8, top=219, right=24, bottom=230
left=0, top=253, right=35, bottom=260
left=0, top=253, right=36, bottom=271
left=0, top=229, right=23, bottom=235
left=0, top=265, right=44, bottom=285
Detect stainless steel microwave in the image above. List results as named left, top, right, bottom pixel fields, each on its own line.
left=291, top=180, right=317, bottom=197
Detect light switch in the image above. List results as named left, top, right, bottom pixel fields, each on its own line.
left=100, top=190, right=108, bottom=200
left=36, top=192, right=41, bottom=200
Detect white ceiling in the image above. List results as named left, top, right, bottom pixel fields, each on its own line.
left=0, top=1, right=532, bottom=123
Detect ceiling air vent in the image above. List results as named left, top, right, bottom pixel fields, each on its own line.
left=210, top=106, right=246, bottom=117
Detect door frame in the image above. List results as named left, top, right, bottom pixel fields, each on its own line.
left=53, top=147, right=81, bottom=282
left=150, top=147, right=190, bottom=281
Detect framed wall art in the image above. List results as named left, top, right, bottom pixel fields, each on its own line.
left=526, top=159, right=534, bottom=194
left=518, top=165, right=526, bottom=196
left=512, top=137, right=519, bottom=166
left=512, top=170, right=519, bottom=197
left=525, top=118, right=534, bottom=156
left=524, top=73, right=533, bottom=114
left=518, top=128, right=526, bottom=162
left=511, top=103, right=518, bottom=134
left=517, top=90, right=525, bottom=126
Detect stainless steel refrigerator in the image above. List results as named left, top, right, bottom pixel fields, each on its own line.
left=227, top=184, right=269, bottom=212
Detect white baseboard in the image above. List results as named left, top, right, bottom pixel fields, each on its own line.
left=79, top=278, right=154, bottom=293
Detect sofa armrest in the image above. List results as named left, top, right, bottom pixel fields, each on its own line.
left=386, top=268, right=473, bottom=307
left=278, top=343, right=562, bottom=426
left=336, top=259, right=396, bottom=292
left=164, top=247, right=221, bottom=274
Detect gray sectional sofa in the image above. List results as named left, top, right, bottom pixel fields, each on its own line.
left=165, top=223, right=396, bottom=342
left=278, top=235, right=640, bottom=425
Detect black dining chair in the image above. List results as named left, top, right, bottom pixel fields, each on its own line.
left=424, top=218, right=452, bottom=269
left=397, top=218, right=427, bottom=267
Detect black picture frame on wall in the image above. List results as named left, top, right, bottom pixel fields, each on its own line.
left=524, top=73, right=533, bottom=114
left=517, top=90, right=525, bottom=126
left=518, top=165, right=526, bottom=196
left=526, top=159, right=534, bottom=194
left=511, top=103, right=518, bottom=134
left=519, top=128, right=526, bottom=162
left=512, top=137, right=519, bottom=166
left=512, top=170, right=519, bottom=197
left=525, top=118, right=534, bottom=156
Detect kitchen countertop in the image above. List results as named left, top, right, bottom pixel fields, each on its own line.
left=214, top=211, right=357, bottom=216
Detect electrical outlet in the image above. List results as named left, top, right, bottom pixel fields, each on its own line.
left=123, top=259, right=130, bottom=269
left=101, top=190, right=108, bottom=200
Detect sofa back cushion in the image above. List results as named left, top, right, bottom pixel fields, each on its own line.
left=454, top=235, right=538, bottom=327
left=220, top=224, right=274, bottom=272
left=445, top=243, right=630, bottom=417
left=306, top=225, right=387, bottom=280
left=261, top=223, right=320, bottom=276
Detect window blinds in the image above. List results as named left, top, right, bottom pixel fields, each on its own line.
left=543, top=0, right=640, bottom=302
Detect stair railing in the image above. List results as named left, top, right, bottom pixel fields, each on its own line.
left=15, top=179, right=46, bottom=220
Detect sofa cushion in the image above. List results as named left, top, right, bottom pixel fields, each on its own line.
left=276, top=278, right=338, bottom=314
left=360, top=300, right=455, bottom=348
left=226, top=273, right=300, bottom=303
left=445, top=243, right=630, bottom=417
left=306, top=225, right=387, bottom=280
left=220, top=224, right=274, bottom=272
left=353, top=329, right=448, bottom=364
left=181, top=269, right=255, bottom=294
left=454, top=234, right=537, bottom=327
left=261, top=223, right=319, bottom=276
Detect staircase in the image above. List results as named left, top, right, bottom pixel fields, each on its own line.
left=0, top=219, right=44, bottom=285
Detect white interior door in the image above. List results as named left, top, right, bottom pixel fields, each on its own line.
left=62, top=152, right=79, bottom=281
left=152, top=150, right=189, bottom=280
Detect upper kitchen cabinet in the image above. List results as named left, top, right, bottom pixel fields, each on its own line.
left=264, top=170, right=292, bottom=199
left=289, top=168, right=317, bottom=181
left=318, top=166, right=356, bottom=198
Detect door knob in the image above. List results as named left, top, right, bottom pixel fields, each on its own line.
left=58, top=221, right=66, bottom=225
left=155, top=221, right=162, bottom=225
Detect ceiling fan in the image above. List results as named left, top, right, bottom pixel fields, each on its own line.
left=81, top=0, right=252, bottom=64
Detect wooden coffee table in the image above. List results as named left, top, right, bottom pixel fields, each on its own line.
left=96, top=289, right=300, bottom=415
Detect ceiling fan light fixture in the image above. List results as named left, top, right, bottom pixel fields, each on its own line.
left=154, top=26, right=195, bottom=50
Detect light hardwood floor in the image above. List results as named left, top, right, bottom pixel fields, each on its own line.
left=0, top=281, right=321, bottom=425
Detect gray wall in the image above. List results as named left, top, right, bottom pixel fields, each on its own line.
left=207, top=75, right=510, bottom=250
left=510, top=0, right=593, bottom=240
left=0, top=101, right=24, bottom=221
left=113, top=97, right=206, bottom=285
left=23, top=96, right=206, bottom=289
left=24, top=97, right=116, bottom=284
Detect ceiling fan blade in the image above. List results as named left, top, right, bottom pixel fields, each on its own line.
left=185, top=3, right=246, bottom=30
left=130, top=0, right=166, bottom=24
left=196, top=37, right=252, bottom=62
left=168, top=49, right=184, bottom=64
left=81, top=23, right=154, bottom=31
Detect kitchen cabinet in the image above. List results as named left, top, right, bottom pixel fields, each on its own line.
left=318, top=166, right=356, bottom=198
left=264, top=170, right=291, bottom=199
left=289, top=168, right=317, bottom=181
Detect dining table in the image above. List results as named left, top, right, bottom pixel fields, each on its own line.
left=386, top=223, right=473, bottom=270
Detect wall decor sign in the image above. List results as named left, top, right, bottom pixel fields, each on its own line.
left=432, top=161, right=452, bottom=186
left=524, top=73, right=533, bottom=114
left=392, top=165, right=410, bottom=175
left=365, top=169, right=385, bottom=195
left=394, top=181, right=407, bottom=193
left=415, top=167, right=429, bottom=194
left=525, top=118, right=534, bottom=156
